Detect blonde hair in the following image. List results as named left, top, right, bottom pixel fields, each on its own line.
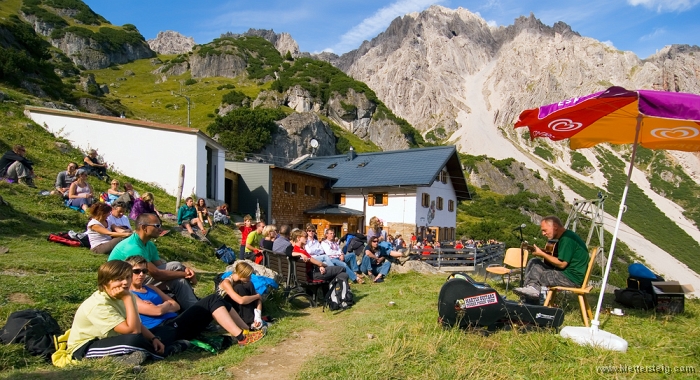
left=243, top=214, right=253, bottom=221
left=142, top=192, right=154, bottom=203
left=234, top=261, right=254, bottom=279
left=290, top=228, right=305, bottom=243
left=262, top=224, right=277, bottom=237
left=369, top=216, right=382, bottom=232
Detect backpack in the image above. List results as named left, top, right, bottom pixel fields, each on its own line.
left=324, top=277, right=354, bottom=312
left=614, top=288, right=656, bottom=310
left=0, top=309, right=62, bottom=360
left=46, top=232, right=90, bottom=248
left=215, top=244, right=236, bottom=265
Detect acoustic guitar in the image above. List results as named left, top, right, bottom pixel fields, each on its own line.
left=521, top=239, right=558, bottom=257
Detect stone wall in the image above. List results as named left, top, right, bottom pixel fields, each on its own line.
left=270, top=168, right=329, bottom=228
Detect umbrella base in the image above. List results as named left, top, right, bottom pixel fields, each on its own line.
left=560, top=326, right=628, bottom=352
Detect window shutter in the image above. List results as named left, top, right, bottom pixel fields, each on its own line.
left=340, top=193, right=346, bottom=205
left=368, top=194, right=375, bottom=206
left=382, top=192, right=388, bottom=205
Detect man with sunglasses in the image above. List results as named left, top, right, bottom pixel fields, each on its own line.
left=0, top=145, right=36, bottom=188
left=109, top=213, right=199, bottom=310
left=360, top=238, right=404, bottom=283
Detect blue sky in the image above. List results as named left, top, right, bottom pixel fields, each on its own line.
left=83, top=0, right=700, bottom=58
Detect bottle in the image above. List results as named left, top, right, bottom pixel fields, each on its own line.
left=539, top=286, right=549, bottom=305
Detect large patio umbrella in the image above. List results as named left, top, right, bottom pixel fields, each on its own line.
left=515, top=86, right=700, bottom=352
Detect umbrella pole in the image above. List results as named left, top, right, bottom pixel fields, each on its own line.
left=559, top=115, right=641, bottom=353
left=590, top=115, right=642, bottom=330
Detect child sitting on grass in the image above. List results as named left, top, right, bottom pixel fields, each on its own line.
left=218, top=262, right=265, bottom=331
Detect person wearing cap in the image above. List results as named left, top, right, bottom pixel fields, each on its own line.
left=0, top=145, right=36, bottom=188
left=83, top=149, right=110, bottom=182
left=67, top=169, right=94, bottom=212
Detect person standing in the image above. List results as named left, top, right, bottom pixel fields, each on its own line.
left=245, top=222, right=265, bottom=264
left=0, top=145, right=35, bottom=187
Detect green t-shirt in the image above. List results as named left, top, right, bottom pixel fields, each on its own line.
left=245, top=231, right=264, bottom=253
left=67, top=290, right=138, bottom=354
left=108, top=233, right=160, bottom=263
left=556, top=229, right=590, bottom=285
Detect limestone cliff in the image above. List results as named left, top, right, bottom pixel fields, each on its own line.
left=148, top=31, right=196, bottom=55
left=255, top=112, right=336, bottom=164
left=222, top=28, right=300, bottom=57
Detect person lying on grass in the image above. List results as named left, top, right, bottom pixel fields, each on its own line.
left=66, top=260, right=165, bottom=366
left=86, top=203, right=132, bottom=255
left=288, top=228, right=348, bottom=283
left=217, top=261, right=265, bottom=331
left=126, top=256, right=264, bottom=347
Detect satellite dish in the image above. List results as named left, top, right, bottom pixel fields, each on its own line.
left=310, top=139, right=319, bottom=148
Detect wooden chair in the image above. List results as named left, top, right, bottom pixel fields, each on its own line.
left=484, top=247, right=529, bottom=294
left=544, top=247, right=599, bottom=327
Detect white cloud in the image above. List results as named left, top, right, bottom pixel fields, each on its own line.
left=327, top=0, right=447, bottom=54
left=486, top=20, right=497, bottom=27
left=639, top=27, right=666, bottom=41
left=627, top=0, right=700, bottom=12
left=602, top=40, right=615, bottom=48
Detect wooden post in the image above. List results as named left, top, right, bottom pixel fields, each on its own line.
left=175, top=164, right=185, bottom=213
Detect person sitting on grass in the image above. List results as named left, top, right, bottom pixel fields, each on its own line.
left=0, top=144, right=36, bottom=188
left=177, top=197, right=207, bottom=238
left=288, top=228, right=348, bottom=283
left=109, top=213, right=199, bottom=310
left=87, top=203, right=132, bottom=255
left=130, top=192, right=162, bottom=221
left=107, top=179, right=125, bottom=204
left=217, top=261, right=265, bottom=331
left=66, top=260, right=165, bottom=366
left=115, top=182, right=138, bottom=211
left=107, top=201, right=132, bottom=233
left=126, top=256, right=264, bottom=347
left=53, top=162, right=78, bottom=198
left=82, top=149, right=109, bottom=182
left=196, top=198, right=215, bottom=229
left=360, top=238, right=404, bottom=283
left=67, top=169, right=94, bottom=212
left=213, top=203, right=231, bottom=225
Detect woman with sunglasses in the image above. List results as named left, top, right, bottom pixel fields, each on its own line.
left=67, top=169, right=94, bottom=212
left=125, top=256, right=264, bottom=347
left=360, top=238, right=403, bottom=283
left=66, top=260, right=164, bottom=366
left=106, top=179, right=124, bottom=204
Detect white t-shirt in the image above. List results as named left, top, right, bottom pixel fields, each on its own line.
left=86, top=219, right=113, bottom=248
left=106, top=214, right=131, bottom=231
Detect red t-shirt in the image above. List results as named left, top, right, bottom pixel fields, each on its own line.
left=293, top=245, right=313, bottom=280
left=239, top=225, right=253, bottom=245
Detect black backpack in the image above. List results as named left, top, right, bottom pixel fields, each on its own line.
left=614, top=288, right=656, bottom=310
left=324, top=277, right=354, bottom=312
left=0, top=309, right=62, bottom=360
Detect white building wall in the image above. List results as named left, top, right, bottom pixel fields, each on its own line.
left=28, top=111, right=222, bottom=201
left=344, top=190, right=417, bottom=227
left=416, top=170, right=458, bottom=228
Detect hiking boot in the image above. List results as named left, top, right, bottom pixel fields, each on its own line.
left=165, top=340, right=191, bottom=356
left=112, top=350, right=147, bottom=366
left=238, top=330, right=264, bottom=347
left=513, top=286, right=539, bottom=299
left=18, top=177, right=37, bottom=188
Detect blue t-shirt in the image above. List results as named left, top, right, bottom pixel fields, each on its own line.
left=131, top=286, right=177, bottom=329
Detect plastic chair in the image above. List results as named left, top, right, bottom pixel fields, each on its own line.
left=484, top=247, right=529, bottom=294
left=544, top=247, right=599, bottom=327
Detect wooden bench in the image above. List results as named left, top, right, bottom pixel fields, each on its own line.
left=264, top=250, right=328, bottom=307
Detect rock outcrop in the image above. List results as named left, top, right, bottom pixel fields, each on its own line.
left=255, top=112, right=336, bottom=163
left=222, top=28, right=300, bottom=57
left=189, top=52, right=247, bottom=78
left=147, top=30, right=196, bottom=55
left=50, top=30, right=154, bottom=70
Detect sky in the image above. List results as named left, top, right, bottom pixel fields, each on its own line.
left=83, top=0, right=700, bottom=59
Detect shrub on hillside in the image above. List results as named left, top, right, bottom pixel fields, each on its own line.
left=221, top=90, right=249, bottom=107
left=207, top=107, right=286, bottom=153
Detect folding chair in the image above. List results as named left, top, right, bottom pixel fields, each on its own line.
left=544, top=247, right=599, bottom=327
left=484, top=247, right=529, bottom=294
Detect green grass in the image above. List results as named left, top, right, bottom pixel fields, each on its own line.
left=87, top=57, right=267, bottom=129
left=1, top=101, right=700, bottom=378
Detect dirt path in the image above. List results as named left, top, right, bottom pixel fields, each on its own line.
left=228, top=328, right=328, bottom=380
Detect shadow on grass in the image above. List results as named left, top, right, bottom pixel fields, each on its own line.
left=0, top=198, right=85, bottom=241
left=2, top=367, right=115, bottom=380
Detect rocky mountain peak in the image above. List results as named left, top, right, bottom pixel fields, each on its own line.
left=221, top=28, right=300, bottom=57
left=147, top=30, right=196, bottom=55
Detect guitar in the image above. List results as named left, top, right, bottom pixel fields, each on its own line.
left=521, top=239, right=558, bottom=257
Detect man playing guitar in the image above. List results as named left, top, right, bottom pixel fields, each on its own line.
left=514, top=216, right=590, bottom=299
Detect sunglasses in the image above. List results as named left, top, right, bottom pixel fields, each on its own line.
left=371, top=240, right=379, bottom=243
left=140, top=223, right=162, bottom=228
left=132, top=268, right=149, bottom=275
